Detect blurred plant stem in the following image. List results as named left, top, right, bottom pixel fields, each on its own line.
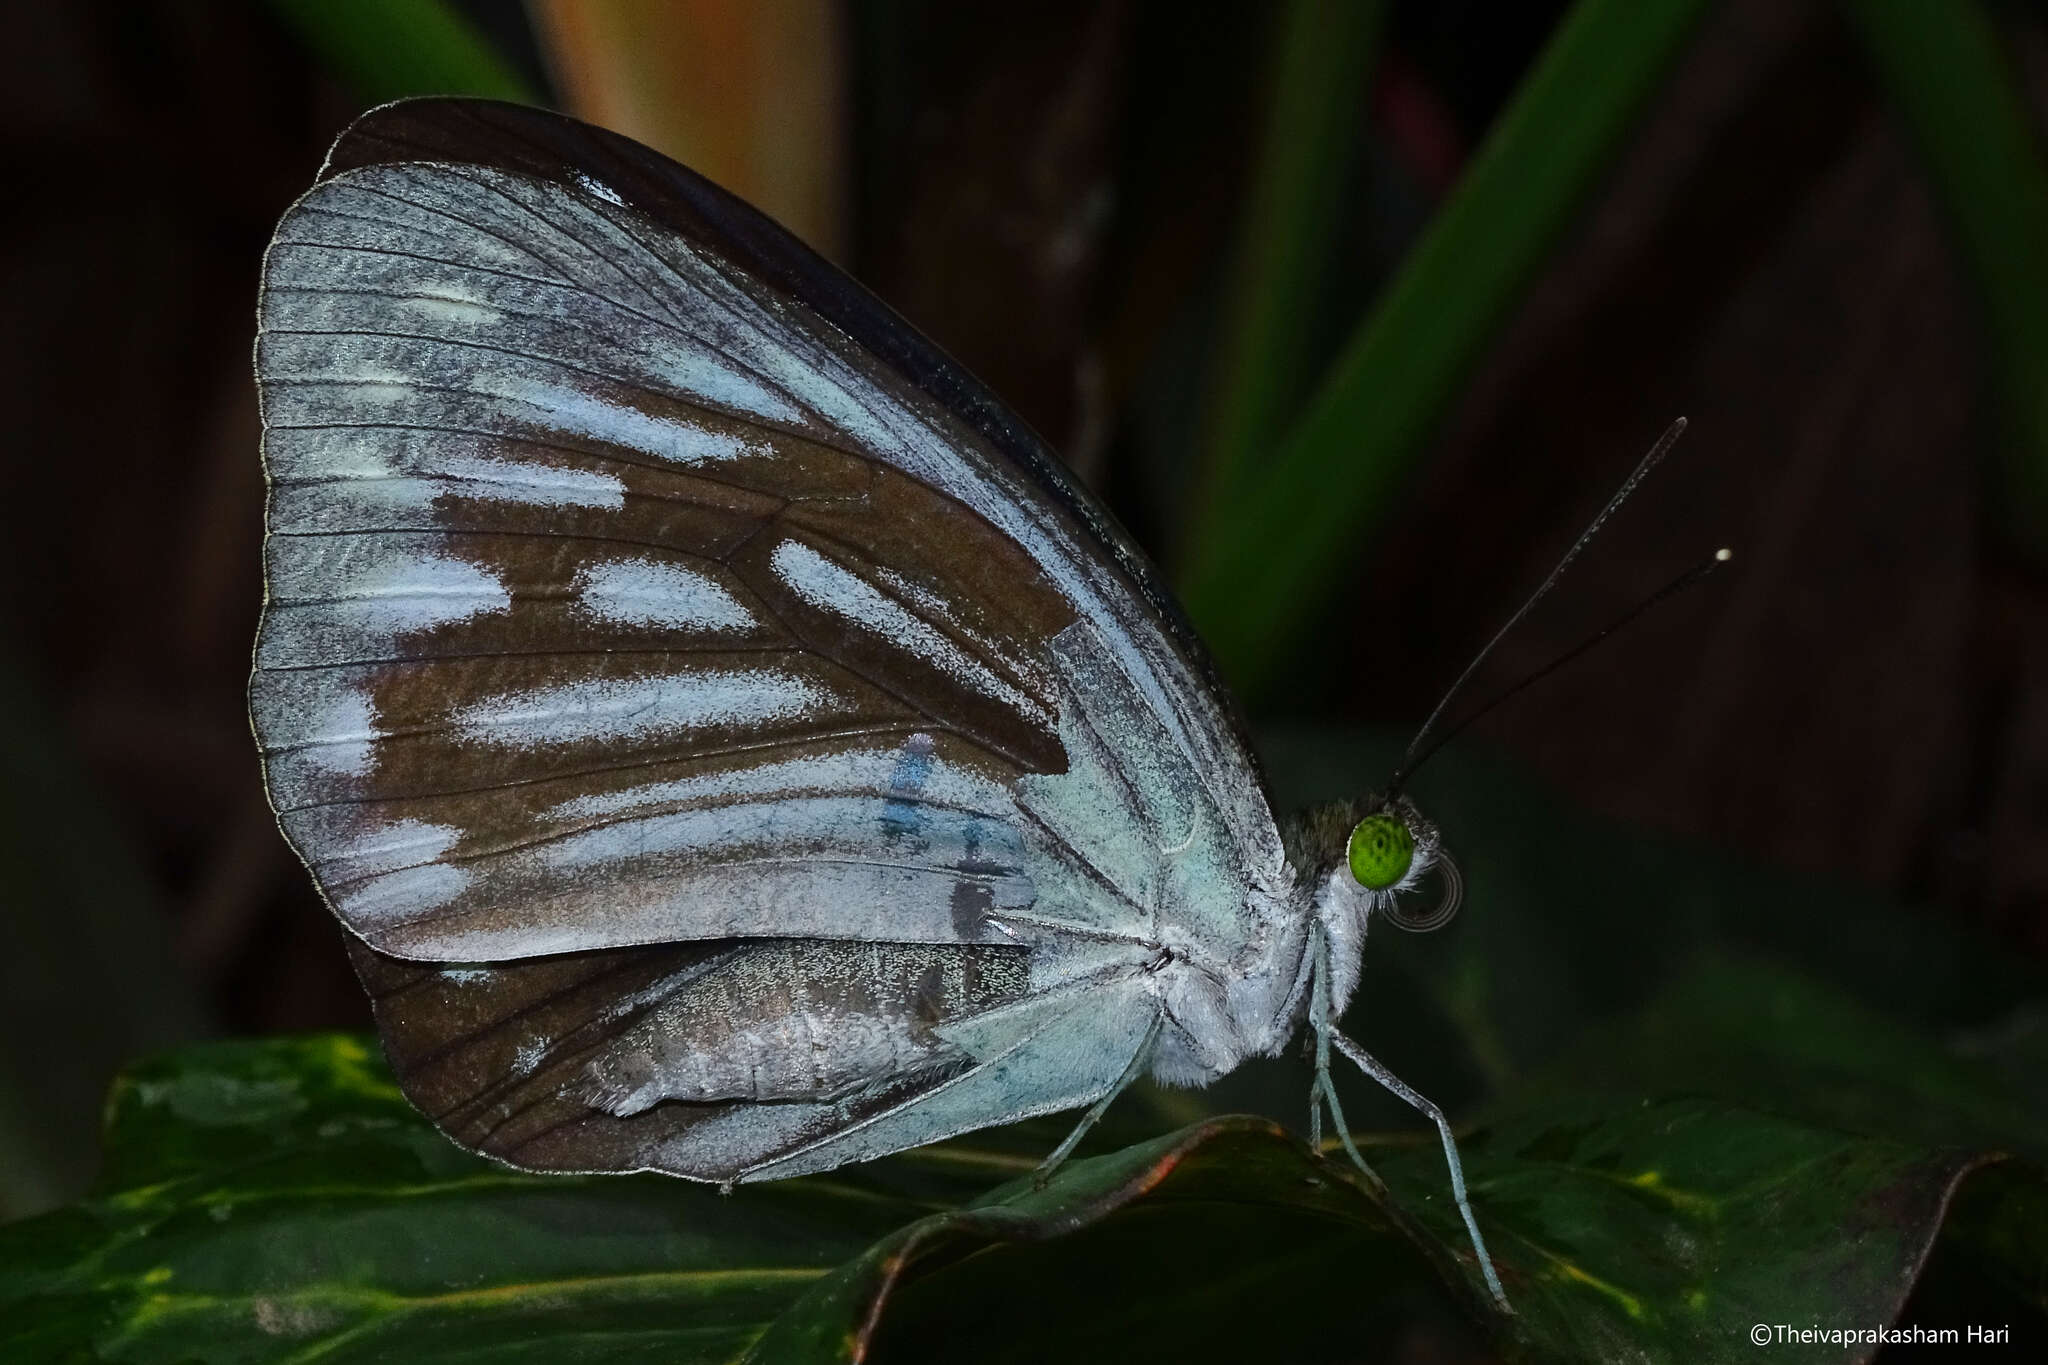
left=531, top=0, right=849, bottom=261
left=1178, top=0, right=1711, bottom=703
left=265, top=0, right=536, bottom=104
left=1192, top=0, right=1384, bottom=544
left=1842, top=0, right=2048, bottom=557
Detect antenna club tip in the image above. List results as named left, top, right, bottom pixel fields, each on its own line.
left=1714, top=547, right=1733, bottom=562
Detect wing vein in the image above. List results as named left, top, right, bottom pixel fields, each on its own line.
left=1009, top=802, right=1149, bottom=923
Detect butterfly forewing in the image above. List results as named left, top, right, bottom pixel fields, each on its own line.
left=257, top=160, right=1080, bottom=957
left=306, top=98, right=1282, bottom=868
left=253, top=99, right=1285, bottom=1181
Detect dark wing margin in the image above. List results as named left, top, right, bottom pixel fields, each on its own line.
left=317, top=97, right=1260, bottom=783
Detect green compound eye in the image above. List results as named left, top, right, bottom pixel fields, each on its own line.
left=1347, top=812, right=1415, bottom=890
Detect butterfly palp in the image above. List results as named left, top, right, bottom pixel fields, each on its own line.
left=1346, top=811, right=1415, bottom=890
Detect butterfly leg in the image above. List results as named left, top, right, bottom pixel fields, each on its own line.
left=1329, top=1026, right=1510, bottom=1311
left=1031, top=1010, right=1163, bottom=1189
left=1307, top=926, right=1385, bottom=1195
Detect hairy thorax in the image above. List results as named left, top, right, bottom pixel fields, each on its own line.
left=1144, top=880, right=1316, bottom=1089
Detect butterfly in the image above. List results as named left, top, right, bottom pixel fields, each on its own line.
left=251, top=97, right=1520, bottom=1309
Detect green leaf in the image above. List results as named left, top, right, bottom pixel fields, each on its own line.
left=773, top=1097, right=2022, bottom=1363
left=1524, top=955, right=2048, bottom=1161
left=0, top=1034, right=987, bottom=1363
left=1178, top=0, right=1712, bottom=700
left=744, top=1116, right=1446, bottom=1363
left=4, top=1031, right=2041, bottom=1362
left=1403, top=1099, right=2007, bottom=1360
left=264, top=0, right=538, bottom=105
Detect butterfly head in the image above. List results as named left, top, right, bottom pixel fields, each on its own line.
left=1293, top=796, right=1463, bottom=937
left=1282, top=796, right=1458, bottom=1022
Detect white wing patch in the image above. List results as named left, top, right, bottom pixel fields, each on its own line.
left=451, top=669, right=836, bottom=750
left=528, top=796, right=1020, bottom=877
left=321, top=816, right=465, bottom=880
left=288, top=678, right=380, bottom=779
left=338, top=858, right=473, bottom=925
left=266, top=429, right=628, bottom=529
left=651, top=347, right=807, bottom=427
left=340, top=549, right=510, bottom=635
left=872, top=565, right=1014, bottom=661
left=545, top=739, right=1011, bottom=822
left=573, top=558, right=755, bottom=633
left=395, top=292, right=501, bottom=328
left=770, top=539, right=1047, bottom=723
left=260, top=541, right=512, bottom=669
left=505, top=377, right=759, bottom=465
left=438, top=454, right=627, bottom=509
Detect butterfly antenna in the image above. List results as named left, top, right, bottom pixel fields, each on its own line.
left=1385, top=417, right=1691, bottom=797
left=1393, top=546, right=1732, bottom=785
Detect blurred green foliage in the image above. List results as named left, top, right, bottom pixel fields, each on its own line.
left=1842, top=0, right=2048, bottom=556
left=1194, top=0, right=1384, bottom=534
left=266, top=0, right=536, bottom=105
left=1179, top=0, right=1713, bottom=698
left=1180, top=0, right=2048, bottom=694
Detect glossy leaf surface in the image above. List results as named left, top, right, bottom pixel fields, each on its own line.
left=1, top=1030, right=2035, bottom=1363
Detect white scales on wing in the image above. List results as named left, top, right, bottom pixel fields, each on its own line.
left=262, top=540, right=514, bottom=663
left=571, top=557, right=756, bottom=633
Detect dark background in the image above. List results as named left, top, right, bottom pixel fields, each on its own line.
left=2, top=0, right=2045, bottom=1220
